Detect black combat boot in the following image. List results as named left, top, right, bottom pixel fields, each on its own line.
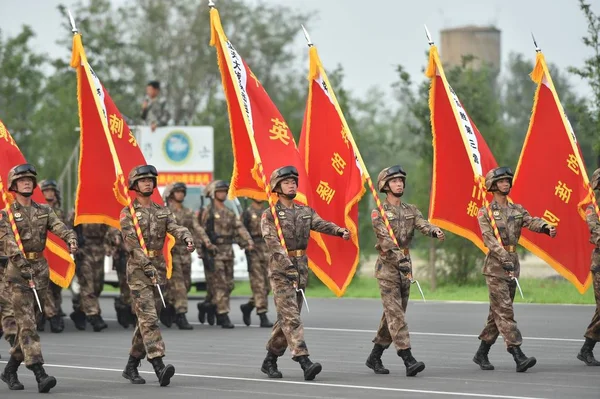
left=70, top=310, right=87, bottom=330
left=507, top=346, right=536, bottom=372
left=149, top=357, right=175, bottom=387
left=261, top=351, right=283, bottom=378
left=160, top=304, right=174, bottom=328
left=174, top=313, right=193, bottom=330
left=397, top=348, right=425, bottom=377
left=1, top=356, right=25, bottom=390
left=259, top=312, right=273, bottom=328
left=240, top=302, right=254, bottom=326
left=59, top=307, right=66, bottom=317
left=207, top=304, right=217, bottom=326
left=365, top=344, right=390, bottom=374
left=87, top=315, right=108, bottom=332
left=49, top=315, right=64, bottom=333
left=473, top=340, right=495, bottom=370
left=197, top=302, right=207, bottom=324
left=36, top=315, right=45, bottom=332
left=27, top=363, right=56, bottom=393
left=122, top=355, right=146, bottom=384
left=577, top=337, right=600, bottom=366
left=295, top=355, right=322, bottom=381
left=217, top=313, right=234, bottom=329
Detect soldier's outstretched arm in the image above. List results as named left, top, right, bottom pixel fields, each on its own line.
left=477, top=208, right=511, bottom=263
left=309, top=209, right=344, bottom=236
left=165, top=209, right=193, bottom=244
left=518, top=205, right=551, bottom=234
left=260, top=211, right=293, bottom=270
left=586, top=206, right=600, bottom=246
left=47, top=207, right=77, bottom=247
left=413, top=206, right=442, bottom=238
left=371, top=209, right=405, bottom=264
left=120, top=209, right=152, bottom=265
left=0, top=211, right=29, bottom=270
left=234, top=216, right=254, bottom=249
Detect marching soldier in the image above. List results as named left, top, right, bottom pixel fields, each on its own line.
left=197, top=180, right=253, bottom=329
left=367, top=165, right=444, bottom=377
left=39, top=179, right=66, bottom=333
left=578, top=168, right=600, bottom=366
left=260, top=166, right=350, bottom=381
left=162, top=182, right=215, bottom=330
left=0, top=164, right=77, bottom=392
left=120, top=165, right=194, bottom=387
left=240, top=199, right=273, bottom=328
left=475, top=167, right=556, bottom=373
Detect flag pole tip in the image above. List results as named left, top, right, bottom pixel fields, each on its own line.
left=301, top=24, right=313, bottom=47
left=67, top=9, right=78, bottom=34
left=208, top=0, right=216, bottom=8
left=424, top=24, right=434, bottom=45
left=531, top=32, right=540, bottom=52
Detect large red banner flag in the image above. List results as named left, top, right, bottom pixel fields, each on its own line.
left=0, top=120, right=75, bottom=287
left=299, top=44, right=366, bottom=296
left=425, top=44, right=499, bottom=252
left=511, top=51, right=595, bottom=293
left=70, top=32, right=176, bottom=276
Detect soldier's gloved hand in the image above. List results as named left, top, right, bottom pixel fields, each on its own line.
left=69, top=239, right=78, bottom=254
left=502, top=261, right=515, bottom=272
left=434, top=229, right=446, bottom=241
left=285, top=266, right=299, bottom=283
left=247, top=242, right=255, bottom=251
left=185, top=239, right=195, bottom=252
left=20, top=266, right=34, bottom=280
left=337, top=228, right=350, bottom=240
left=398, top=263, right=411, bottom=274
left=207, top=243, right=218, bottom=255
left=143, top=263, right=158, bottom=278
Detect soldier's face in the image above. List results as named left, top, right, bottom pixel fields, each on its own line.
left=215, top=190, right=227, bottom=201
left=388, top=177, right=404, bottom=195
left=136, top=178, right=154, bottom=194
left=42, top=189, right=56, bottom=201
left=146, top=86, right=158, bottom=98
left=280, top=178, right=297, bottom=195
left=16, top=177, right=34, bottom=193
left=496, top=178, right=511, bottom=195
left=173, top=191, right=185, bottom=202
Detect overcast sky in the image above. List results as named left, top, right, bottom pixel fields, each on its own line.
left=1, top=0, right=597, bottom=100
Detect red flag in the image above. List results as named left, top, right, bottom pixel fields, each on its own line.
left=299, top=45, right=366, bottom=296
left=0, top=120, right=75, bottom=287
left=425, top=45, right=499, bottom=252
left=511, top=51, right=594, bottom=293
left=70, top=33, right=176, bottom=276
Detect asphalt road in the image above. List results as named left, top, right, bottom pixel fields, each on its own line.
left=0, top=295, right=597, bottom=399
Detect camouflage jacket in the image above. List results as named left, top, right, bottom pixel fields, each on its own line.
left=200, top=204, right=252, bottom=260
left=371, top=200, right=438, bottom=280
left=0, top=200, right=76, bottom=287
left=120, top=199, right=192, bottom=284
left=50, top=201, right=65, bottom=223
left=260, top=201, right=342, bottom=273
left=141, top=96, right=169, bottom=127
left=478, top=200, right=549, bottom=279
left=169, top=204, right=212, bottom=255
left=585, top=204, right=600, bottom=271
left=242, top=205, right=267, bottom=247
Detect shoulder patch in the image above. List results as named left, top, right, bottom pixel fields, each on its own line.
left=371, top=210, right=379, bottom=220
left=478, top=209, right=485, bottom=218
left=586, top=208, right=593, bottom=216
left=120, top=211, right=128, bottom=220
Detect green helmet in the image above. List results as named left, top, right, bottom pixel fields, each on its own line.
left=269, top=166, right=299, bottom=192
left=591, top=168, right=600, bottom=191
left=7, top=163, right=37, bottom=191
left=484, top=167, right=513, bottom=192
left=377, top=165, right=406, bottom=192
left=128, top=165, right=158, bottom=190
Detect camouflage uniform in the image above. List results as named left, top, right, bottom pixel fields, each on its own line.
left=70, top=223, right=112, bottom=332
left=0, top=164, right=77, bottom=392
left=141, top=81, right=170, bottom=128
left=0, top=255, right=17, bottom=347
left=368, top=165, right=440, bottom=377
left=120, top=164, right=193, bottom=387
left=198, top=180, right=252, bottom=329
left=475, top=167, right=552, bottom=373
left=260, top=166, right=348, bottom=381
left=107, top=227, right=136, bottom=329
left=578, top=168, right=600, bottom=366
left=162, top=182, right=213, bottom=330
left=42, top=196, right=66, bottom=333
left=240, top=201, right=273, bottom=328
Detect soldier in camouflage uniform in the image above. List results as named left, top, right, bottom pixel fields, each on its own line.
left=108, top=226, right=137, bottom=329
left=120, top=165, right=194, bottom=387
left=39, top=179, right=66, bottom=333
left=578, top=168, right=600, bottom=366
left=0, top=164, right=77, bottom=392
left=0, top=254, right=16, bottom=359
left=141, top=80, right=170, bottom=132
left=197, top=180, right=253, bottom=329
left=474, top=167, right=556, bottom=373
left=260, top=166, right=350, bottom=381
left=68, top=220, right=112, bottom=332
left=162, top=182, right=215, bottom=330
left=240, top=199, right=273, bottom=328
left=367, top=165, right=445, bottom=377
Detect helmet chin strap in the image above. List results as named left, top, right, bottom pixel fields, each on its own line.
left=281, top=193, right=296, bottom=200
left=391, top=191, right=404, bottom=198
left=18, top=191, right=33, bottom=198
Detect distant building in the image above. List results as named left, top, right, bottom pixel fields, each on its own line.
left=440, top=26, right=501, bottom=71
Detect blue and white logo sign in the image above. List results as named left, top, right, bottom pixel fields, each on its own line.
left=163, top=130, right=192, bottom=164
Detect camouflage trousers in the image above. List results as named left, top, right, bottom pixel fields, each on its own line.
left=76, top=245, right=105, bottom=316
left=372, top=275, right=412, bottom=350
left=166, top=252, right=192, bottom=314
left=43, top=281, right=62, bottom=318
left=247, top=248, right=270, bottom=313
left=266, top=275, right=308, bottom=358
left=479, top=276, right=523, bottom=347
left=584, top=270, right=600, bottom=342
left=212, top=258, right=234, bottom=315
left=117, top=265, right=131, bottom=305
left=130, top=283, right=165, bottom=360
left=9, top=283, right=46, bottom=366
left=204, top=262, right=214, bottom=304
left=0, top=274, right=17, bottom=339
